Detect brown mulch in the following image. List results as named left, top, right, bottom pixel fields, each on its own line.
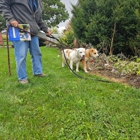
left=88, top=59, right=140, bottom=89
left=89, top=69, right=140, bottom=89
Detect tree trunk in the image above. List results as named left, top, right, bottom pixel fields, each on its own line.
left=109, top=22, right=116, bottom=55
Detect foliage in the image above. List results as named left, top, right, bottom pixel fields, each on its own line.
left=51, top=27, right=59, bottom=34
left=60, top=28, right=75, bottom=47
left=41, top=0, right=69, bottom=27
left=136, top=57, right=140, bottom=63
left=137, top=70, right=140, bottom=75
left=0, top=14, right=6, bottom=31
left=0, top=47, right=140, bottom=139
left=105, top=55, right=140, bottom=75
left=0, top=0, right=69, bottom=30
left=71, top=0, right=140, bottom=56
left=113, top=59, right=140, bottom=75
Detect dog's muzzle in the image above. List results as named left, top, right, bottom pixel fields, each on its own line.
left=81, top=55, right=85, bottom=59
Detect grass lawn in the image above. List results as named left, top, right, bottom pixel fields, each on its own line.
left=0, top=47, right=140, bottom=140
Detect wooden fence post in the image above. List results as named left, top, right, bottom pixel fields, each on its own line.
left=0, top=32, right=4, bottom=47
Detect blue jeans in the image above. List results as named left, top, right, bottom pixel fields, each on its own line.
left=13, top=36, right=42, bottom=80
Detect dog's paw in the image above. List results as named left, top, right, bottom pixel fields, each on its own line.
left=88, top=67, right=92, bottom=70
left=84, top=70, right=89, bottom=73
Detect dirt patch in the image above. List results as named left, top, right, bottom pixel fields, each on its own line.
left=89, top=69, right=140, bottom=89
left=88, top=57, right=140, bottom=89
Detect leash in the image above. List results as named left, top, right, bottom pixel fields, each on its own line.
left=6, top=25, right=112, bottom=83
left=47, top=35, right=112, bottom=83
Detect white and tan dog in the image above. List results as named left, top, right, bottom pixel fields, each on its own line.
left=81, top=48, right=99, bottom=73
left=62, top=48, right=86, bottom=72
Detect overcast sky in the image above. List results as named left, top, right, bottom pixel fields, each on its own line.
left=58, top=0, right=78, bottom=32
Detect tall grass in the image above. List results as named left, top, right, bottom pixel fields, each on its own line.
left=0, top=47, right=140, bottom=140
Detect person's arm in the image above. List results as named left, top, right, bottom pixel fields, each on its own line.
left=38, top=17, right=51, bottom=36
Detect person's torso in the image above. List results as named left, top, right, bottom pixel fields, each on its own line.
left=10, top=0, right=42, bottom=34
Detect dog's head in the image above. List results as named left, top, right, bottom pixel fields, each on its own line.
left=76, top=48, right=86, bottom=59
left=88, top=48, right=99, bottom=58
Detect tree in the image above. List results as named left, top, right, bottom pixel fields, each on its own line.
left=0, top=0, right=69, bottom=30
left=42, top=0, right=69, bottom=27
left=0, top=14, right=6, bottom=31
left=71, top=0, right=140, bottom=56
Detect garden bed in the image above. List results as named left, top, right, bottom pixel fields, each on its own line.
left=88, top=54, right=140, bottom=89
left=90, top=69, right=140, bottom=89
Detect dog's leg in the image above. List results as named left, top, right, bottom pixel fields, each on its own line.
left=81, top=59, right=88, bottom=73
left=87, top=61, right=92, bottom=70
left=62, top=55, right=65, bottom=67
left=76, top=62, right=79, bottom=72
left=88, top=66, right=92, bottom=70
left=69, top=60, right=73, bottom=71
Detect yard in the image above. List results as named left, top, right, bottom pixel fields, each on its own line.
left=0, top=47, right=140, bottom=139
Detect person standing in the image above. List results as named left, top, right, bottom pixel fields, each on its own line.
left=0, top=0, right=51, bottom=84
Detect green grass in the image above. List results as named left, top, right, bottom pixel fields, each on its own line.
left=0, top=47, right=140, bottom=140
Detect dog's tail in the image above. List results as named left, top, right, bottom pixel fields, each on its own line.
left=57, top=49, right=62, bottom=57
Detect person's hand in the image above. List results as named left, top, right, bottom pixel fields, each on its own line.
left=46, top=30, right=51, bottom=36
left=10, top=20, right=19, bottom=27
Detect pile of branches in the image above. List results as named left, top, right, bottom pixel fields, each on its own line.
left=91, top=53, right=140, bottom=76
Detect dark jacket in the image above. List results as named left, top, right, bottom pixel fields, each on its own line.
left=0, top=0, right=48, bottom=35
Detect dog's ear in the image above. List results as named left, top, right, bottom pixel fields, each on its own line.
left=75, top=48, right=79, bottom=52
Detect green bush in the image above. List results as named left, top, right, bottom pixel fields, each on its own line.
left=60, top=28, right=75, bottom=48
